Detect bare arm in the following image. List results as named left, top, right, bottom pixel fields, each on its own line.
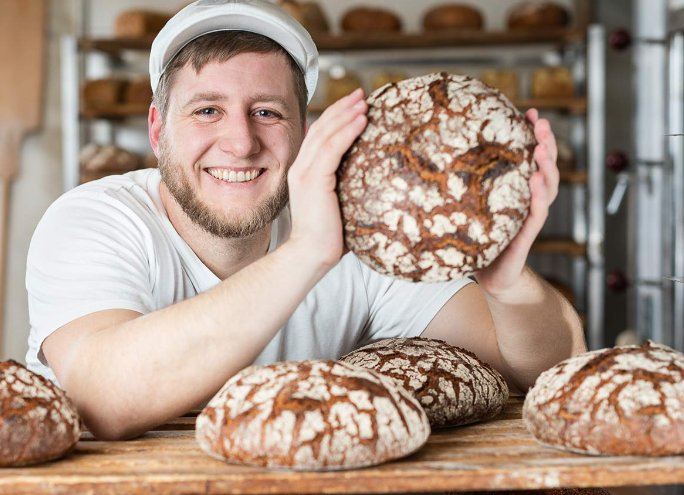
left=41, top=89, right=369, bottom=441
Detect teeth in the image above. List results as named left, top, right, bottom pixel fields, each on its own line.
left=208, top=168, right=262, bottom=183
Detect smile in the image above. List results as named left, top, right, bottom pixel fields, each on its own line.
left=206, top=168, right=263, bottom=183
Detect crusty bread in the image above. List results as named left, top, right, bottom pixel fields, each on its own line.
left=0, top=360, right=81, bottom=466
left=341, top=337, right=509, bottom=428
left=337, top=72, right=537, bottom=282
left=124, top=78, right=153, bottom=105
left=278, top=1, right=329, bottom=32
left=114, top=10, right=171, bottom=38
left=341, top=7, right=402, bottom=33
left=196, top=360, right=430, bottom=470
left=532, top=67, right=574, bottom=98
left=423, top=4, right=484, bottom=31
left=481, top=69, right=519, bottom=100
left=507, top=2, right=570, bottom=30
left=82, top=79, right=127, bottom=110
left=523, top=341, right=684, bottom=455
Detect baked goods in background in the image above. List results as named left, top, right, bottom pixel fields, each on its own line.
left=143, top=153, right=159, bottom=169
left=79, top=143, right=140, bottom=173
left=326, top=72, right=363, bottom=106
left=196, top=360, right=430, bottom=470
left=124, top=78, right=153, bottom=105
left=341, top=7, right=402, bottom=33
left=422, top=4, right=484, bottom=31
left=523, top=341, right=684, bottom=455
left=531, top=67, right=575, bottom=98
left=507, top=2, right=570, bottom=30
left=480, top=69, right=519, bottom=100
left=278, top=1, right=329, bottom=33
left=114, top=10, right=171, bottom=38
left=371, top=70, right=408, bottom=91
left=556, top=140, right=575, bottom=168
left=337, top=72, right=537, bottom=283
left=0, top=360, right=81, bottom=466
left=340, top=337, right=509, bottom=428
left=82, top=79, right=128, bottom=109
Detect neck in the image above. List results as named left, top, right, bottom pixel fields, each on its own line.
left=160, top=182, right=273, bottom=280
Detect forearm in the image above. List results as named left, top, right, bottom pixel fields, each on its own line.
left=484, top=267, right=586, bottom=392
left=64, top=240, right=330, bottom=440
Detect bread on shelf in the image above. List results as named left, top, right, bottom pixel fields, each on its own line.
left=81, top=79, right=128, bottom=110
left=79, top=143, right=140, bottom=173
left=531, top=67, right=574, bottom=98
left=114, top=9, right=171, bottom=38
left=278, top=1, right=329, bottom=33
left=326, top=72, right=363, bottom=106
left=507, top=2, right=570, bottom=30
left=341, top=7, right=402, bottom=33
left=422, top=4, right=484, bottom=31
left=480, top=69, right=519, bottom=100
left=372, top=70, right=408, bottom=91
left=124, top=78, right=153, bottom=105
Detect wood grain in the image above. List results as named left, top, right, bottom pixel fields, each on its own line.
left=0, top=398, right=683, bottom=495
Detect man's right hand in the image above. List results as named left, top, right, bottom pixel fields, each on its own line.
left=286, top=88, right=368, bottom=269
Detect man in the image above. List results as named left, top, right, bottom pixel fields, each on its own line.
left=26, top=0, right=585, bottom=441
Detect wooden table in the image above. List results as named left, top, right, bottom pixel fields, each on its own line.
left=1, top=397, right=683, bottom=495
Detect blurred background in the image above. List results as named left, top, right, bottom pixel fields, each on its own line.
left=3, top=0, right=684, bottom=365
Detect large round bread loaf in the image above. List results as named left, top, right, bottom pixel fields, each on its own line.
left=523, top=341, right=684, bottom=455
left=337, top=72, right=537, bottom=282
left=340, top=337, right=508, bottom=428
left=0, top=360, right=81, bottom=466
left=196, top=360, right=430, bottom=470
left=341, top=7, right=402, bottom=33
left=423, top=4, right=484, bottom=31
left=507, top=2, right=570, bottom=29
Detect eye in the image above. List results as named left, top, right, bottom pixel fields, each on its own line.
left=195, top=107, right=219, bottom=116
left=254, top=109, right=281, bottom=119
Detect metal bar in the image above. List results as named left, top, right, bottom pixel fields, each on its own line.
left=586, top=25, right=606, bottom=350
left=668, top=32, right=684, bottom=352
left=60, top=35, right=80, bottom=192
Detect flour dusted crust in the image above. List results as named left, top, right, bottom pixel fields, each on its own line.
left=0, top=360, right=81, bottom=466
left=523, top=341, right=684, bottom=455
left=196, top=360, right=430, bottom=470
left=337, top=72, right=537, bottom=282
left=340, top=337, right=508, bottom=428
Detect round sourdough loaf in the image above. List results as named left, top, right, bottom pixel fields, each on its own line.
left=340, top=337, right=508, bottom=428
left=196, top=360, right=430, bottom=470
left=341, top=7, right=402, bottom=33
left=507, top=2, right=570, bottom=29
left=0, top=360, right=81, bottom=466
left=423, top=4, right=484, bottom=31
left=337, top=72, right=536, bottom=282
left=523, top=341, right=684, bottom=455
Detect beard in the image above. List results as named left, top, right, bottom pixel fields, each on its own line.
left=157, top=132, right=289, bottom=239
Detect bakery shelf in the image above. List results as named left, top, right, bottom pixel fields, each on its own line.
left=80, top=103, right=150, bottom=119
left=532, top=239, right=587, bottom=257
left=77, top=29, right=584, bottom=57
left=559, top=169, right=588, bottom=184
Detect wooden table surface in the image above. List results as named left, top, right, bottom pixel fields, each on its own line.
left=2, top=397, right=683, bottom=495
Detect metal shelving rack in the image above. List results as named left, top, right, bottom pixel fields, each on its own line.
left=60, top=2, right=606, bottom=348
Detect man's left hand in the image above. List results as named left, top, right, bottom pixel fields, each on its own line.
left=474, top=108, right=559, bottom=301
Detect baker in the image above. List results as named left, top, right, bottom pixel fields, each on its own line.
left=26, top=0, right=586, bottom=440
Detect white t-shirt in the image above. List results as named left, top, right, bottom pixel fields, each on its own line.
left=26, top=169, right=472, bottom=384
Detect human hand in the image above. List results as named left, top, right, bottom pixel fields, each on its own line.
left=474, top=109, right=559, bottom=301
left=287, top=89, right=368, bottom=268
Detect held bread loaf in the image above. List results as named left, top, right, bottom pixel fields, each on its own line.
left=0, top=360, right=81, bottom=466
left=423, top=4, right=484, bottom=31
left=523, top=341, right=684, bottom=455
left=340, top=337, right=509, bottom=428
left=507, top=2, right=570, bottom=30
left=196, top=360, right=430, bottom=470
left=341, top=7, right=402, bottom=33
left=278, top=1, right=329, bottom=32
left=114, top=10, right=171, bottom=38
left=337, top=72, right=537, bottom=282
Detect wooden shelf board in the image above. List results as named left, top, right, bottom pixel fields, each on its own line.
left=532, top=239, right=587, bottom=257
left=81, top=103, right=150, bottom=119
left=559, top=169, right=587, bottom=184
left=79, top=29, right=584, bottom=56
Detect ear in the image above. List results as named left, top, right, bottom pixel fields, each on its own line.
left=148, top=104, right=163, bottom=157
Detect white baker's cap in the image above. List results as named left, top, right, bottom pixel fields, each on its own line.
left=149, top=0, right=319, bottom=103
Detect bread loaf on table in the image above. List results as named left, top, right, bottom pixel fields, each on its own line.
left=337, top=72, right=537, bottom=282
left=114, top=10, right=171, bottom=38
left=196, top=360, right=430, bottom=470
left=423, top=4, right=484, bottom=31
left=0, top=360, right=81, bottom=466
left=340, top=337, right=509, bottom=428
left=523, top=341, right=684, bottom=455
left=341, top=7, right=402, bottom=33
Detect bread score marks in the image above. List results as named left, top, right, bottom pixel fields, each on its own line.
left=0, top=360, right=81, bottom=466
left=195, top=360, right=430, bottom=470
left=337, top=72, right=536, bottom=282
left=340, top=337, right=508, bottom=428
left=523, top=341, right=684, bottom=455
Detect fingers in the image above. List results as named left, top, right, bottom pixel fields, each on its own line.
left=514, top=172, right=549, bottom=251
left=533, top=117, right=557, bottom=163
left=534, top=141, right=559, bottom=203
left=526, top=108, right=539, bottom=125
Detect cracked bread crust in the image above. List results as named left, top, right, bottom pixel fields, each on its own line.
left=0, top=360, right=81, bottom=466
left=337, top=72, right=537, bottom=283
left=340, top=337, right=508, bottom=428
left=196, top=360, right=430, bottom=470
left=523, top=341, right=684, bottom=455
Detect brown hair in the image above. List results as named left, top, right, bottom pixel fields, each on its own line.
left=152, top=30, right=307, bottom=125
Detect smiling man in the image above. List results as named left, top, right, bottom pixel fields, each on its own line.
left=26, top=0, right=585, bottom=441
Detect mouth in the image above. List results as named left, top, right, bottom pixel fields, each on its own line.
left=205, top=167, right=265, bottom=183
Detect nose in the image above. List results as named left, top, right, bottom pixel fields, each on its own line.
left=217, top=112, right=261, bottom=158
